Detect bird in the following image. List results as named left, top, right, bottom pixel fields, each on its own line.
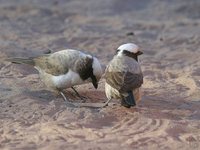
left=6, top=49, right=103, bottom=103
left=104, top=43, right=143, bottom=108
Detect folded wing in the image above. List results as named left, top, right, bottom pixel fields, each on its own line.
left=105, top=71, right=143, bottom=92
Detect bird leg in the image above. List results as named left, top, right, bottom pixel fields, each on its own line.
left=71, top=87, right=87, bottom=102
left=101, top=98, right=112, bottom=108
left=59, top=90, right=113, bottom=108
left=60, top=91, right=71, bottom=102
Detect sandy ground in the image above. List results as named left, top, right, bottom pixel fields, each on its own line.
left=0, top=0, right=200, bottom=149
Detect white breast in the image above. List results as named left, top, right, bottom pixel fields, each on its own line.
left=105, top=82, right=121, bottom=99
left=52, top=69, right=87, bottom=89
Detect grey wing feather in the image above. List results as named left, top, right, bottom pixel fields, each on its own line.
left=105, top=71, right=124, bottom=90
left=120, top=72, right=143, bottom=92
left=105, top=56, right=143, bottom=92
left=34, top=54, right=69, bottom=76
left=105, top=71, right=143, bottom=92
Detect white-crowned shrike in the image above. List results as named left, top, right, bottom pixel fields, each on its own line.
left=104, top=43, right=143, bottom=108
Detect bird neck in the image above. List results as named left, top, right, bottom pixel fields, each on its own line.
left=77, top=57, right=93, bottom=80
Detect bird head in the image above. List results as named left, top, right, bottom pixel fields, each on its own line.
left=116, top=43, right=143, bottom=61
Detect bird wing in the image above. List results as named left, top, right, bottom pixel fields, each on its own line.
left=120, top=71, right=143, bottom=92
left=105, top=71, right=143, bottom=92
left=33, top=55, right=68, bottom=76
left=33, top=50, right=82, bottom=76
left=105, top=56, right=143, bottom=92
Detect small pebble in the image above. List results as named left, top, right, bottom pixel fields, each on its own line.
left=126, top=32, right=135, bottom=36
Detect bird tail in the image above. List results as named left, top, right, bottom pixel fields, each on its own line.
left=121, top=91, right=136, bottom=108
left=5, top=57, right=35, bottom=66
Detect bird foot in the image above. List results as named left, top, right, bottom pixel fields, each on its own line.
left=71, top=87, right=87, bottom=102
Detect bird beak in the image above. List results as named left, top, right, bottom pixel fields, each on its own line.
left=92, top=81, right=98, bottom=89
left=91, top=75, right=98, bottom=89
left=137, top=51, right=143, bottom=55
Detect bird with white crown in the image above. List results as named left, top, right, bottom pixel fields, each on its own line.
left=104, top=43, right=143, bottom=108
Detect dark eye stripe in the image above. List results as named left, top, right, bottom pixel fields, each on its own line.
left=122, top=50, right=138, bottom=61
left=116, top=49, right=120, bottom=54
left=122, top=50, right=134, bottom=55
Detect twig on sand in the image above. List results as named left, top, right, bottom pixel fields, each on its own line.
left=64, top=101, right=116, bottom=108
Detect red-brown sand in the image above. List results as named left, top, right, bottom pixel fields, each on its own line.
left=0, top=0, right=200, bottom=149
